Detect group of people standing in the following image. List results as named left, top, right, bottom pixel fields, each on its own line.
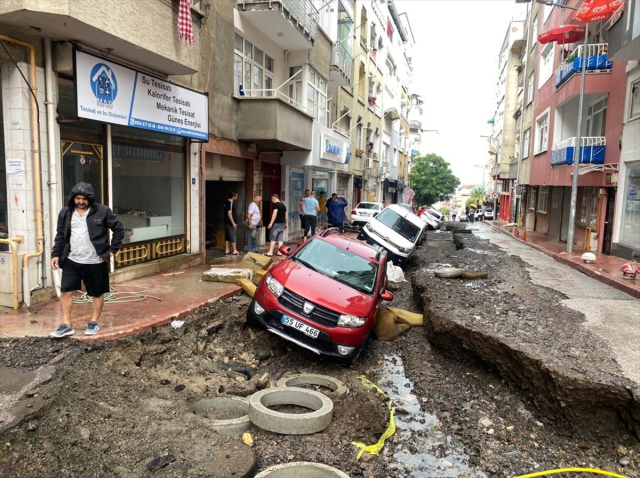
left=299, top=189, right=348, bottom=237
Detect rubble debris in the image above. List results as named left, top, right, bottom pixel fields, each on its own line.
left=236, top=278, right=256, bottom=298
left=238, top=252, right=273, bottom=272
left=387, top=307, right=423, bottom=327
left=146, top=452, right=176, bottom=472
left=374, top=308, right=411, bottom=341
left=252, top=269, right=268, bottom=286
left=203, top=268, right=254, bottom=283
left=434, top=268, right=465, bottom=278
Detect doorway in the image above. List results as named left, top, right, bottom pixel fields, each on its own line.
left=602, top=187, right=615, bottom=255
left=205, top=181, right=245, bottom=251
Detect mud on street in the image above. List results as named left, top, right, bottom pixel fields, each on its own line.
left=0, top=226, right=638, bottom=478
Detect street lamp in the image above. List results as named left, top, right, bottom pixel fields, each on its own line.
left=535, top=0, right=583, bottom=253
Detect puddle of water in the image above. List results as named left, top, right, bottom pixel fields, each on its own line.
left=378, top=355, right=486, bottom=478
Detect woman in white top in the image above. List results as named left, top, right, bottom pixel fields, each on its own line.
left=247, top=195, right=262, bottom=253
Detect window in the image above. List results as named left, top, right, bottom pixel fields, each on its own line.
left=234, top=32, right=273, bottom=97
left=522, top=128, right=531, bottom=159
left=538, top=43, right=555, bottom=87
left=543, top=5, right=552, bottom=24
left=356, top=118, right=363, bottom=149
left=528, top=187, right=537, bottom=210
left=527, top=73, right=535, bottom=105
left=578, top=187, right=599, bottom=227
left=630, top=80, right=640, bottom=121
left=620, top=162, right=640, bottom=249
left=383, top=143, right=390, bottom=163
left=531, top=16, right=538, bottom=50
left=537, top=186, right=549, bottom=213
left=288, top=66, right=303, bottom=108
left=535, top=110, right=549, bottom=154
left=307, top=66, right=329, bottom=126
left=586, top=97, right=608, bottom=137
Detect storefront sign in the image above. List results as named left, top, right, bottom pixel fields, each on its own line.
left=75, top=50, right=208, bottom=140
left=320, top=133, right=351, bottom=164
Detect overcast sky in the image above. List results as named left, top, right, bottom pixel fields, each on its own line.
left=397, top=0, right=527, bottom=187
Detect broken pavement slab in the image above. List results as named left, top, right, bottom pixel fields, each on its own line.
left=252, top=269, right=268, bottom=286
left=203, top=268, right=254, bottom=283
left=236, top=278, right=256, bottom=298
left=387, top=307, right=424, bottom=327
left=238, top=253, right=273, bottom=272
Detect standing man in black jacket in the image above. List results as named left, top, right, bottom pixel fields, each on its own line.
left=50, top=182, right=124, bottom=338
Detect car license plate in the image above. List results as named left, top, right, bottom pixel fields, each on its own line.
left=281, top=315, right=320, bottom=339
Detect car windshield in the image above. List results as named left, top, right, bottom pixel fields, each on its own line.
left=292, top=238, right=378, bottom=294
left=375, top=208, right=421, bottom=242
left=357, top=203, right=381, bottom=210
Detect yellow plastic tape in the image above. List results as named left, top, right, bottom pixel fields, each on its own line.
left=513, top=468, right=629, bottom=478
left=351, top=375, right=396, bottom=460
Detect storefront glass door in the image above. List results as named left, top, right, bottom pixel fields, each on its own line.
left=61, top=141, right=103, bottom=203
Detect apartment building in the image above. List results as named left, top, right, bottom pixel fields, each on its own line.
left=608, top=0, right=640, bottom=261
left=490, top=21, right=524, bottom=222
left=0, top=0, right=214, bottom=307
left=513, top=0, right=545, bottom=229
left=525, top=0, right=627, bottom=253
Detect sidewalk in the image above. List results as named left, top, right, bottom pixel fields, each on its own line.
left=0, top=252, right=282, bottom=342
left=487, top=219, right=640, bottom=300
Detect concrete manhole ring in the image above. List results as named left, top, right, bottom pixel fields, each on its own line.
left=276, top=374, right=348, bottom=399
left=208, top=439, right=257, bottom=478
left=189, top=397, right=252, bottom=436
left=249, top=387, right=333, bottom=435
left=255, top=462, right=350, bottom=477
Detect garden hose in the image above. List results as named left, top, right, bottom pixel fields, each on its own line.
left=72, top=285, right=161, bottom=304
left=514, top=467, right=630, bottom=478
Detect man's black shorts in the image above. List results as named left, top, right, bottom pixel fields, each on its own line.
left=61, top=260, right=110, bottom=297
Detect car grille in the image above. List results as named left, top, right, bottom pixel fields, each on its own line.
left=278, top=288, right=340, bottom=328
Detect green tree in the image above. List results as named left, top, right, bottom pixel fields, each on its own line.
left=408, top=154, right=460, bottom=206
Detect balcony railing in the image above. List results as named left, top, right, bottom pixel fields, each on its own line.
left=550, top=136, right=606, bottom=167
left=330, top=41, right=353, bottom=83
left=240, top=0, right=319, bottom=43
left=555, top=43, right=612, bottom=89
left=240, top=88, right=311, bottom=116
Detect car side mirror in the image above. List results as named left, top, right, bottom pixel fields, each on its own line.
left=278, top=245, right=291, bottom=256
left=381, top=290, right=394, bottom=301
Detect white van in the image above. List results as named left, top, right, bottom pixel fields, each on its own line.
left=420, top=209, right=443, bottom=230
left=357, top=204, right=426, bottom=265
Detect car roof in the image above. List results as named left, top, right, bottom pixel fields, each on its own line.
left=318, top=231, right=383, bottom=262
left=355, top=202, right=382, bottom=207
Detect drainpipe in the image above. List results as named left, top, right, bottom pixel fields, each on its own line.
left=0, top=35, right=45, bottom=307
left=0, top=237, right=24, bottom=310
left=44, top=38, right=58, bottom=290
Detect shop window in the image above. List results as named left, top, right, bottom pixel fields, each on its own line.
left=578, top=187, right=599, bottom=228
left=537, top=186, right=549, bottom=213
left=312, top=171, right=329, bottom=195
left=630, top=80, right=640, bottom=121
left=620, top=163, right=640, bottom=249
left=336, top=174, right=349, bottom=197
left=233, top=32, right=273, bottom=97
left=111, top=125, right=185, bottom=244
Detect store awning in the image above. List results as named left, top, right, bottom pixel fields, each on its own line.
left=574, top=0, right=625, bottom=23
left=538, top=25, right=588, bottom=45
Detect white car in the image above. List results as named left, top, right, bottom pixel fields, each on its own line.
left=350, top=202, right=383, bottom=228
left=483, top=208, right=494, bottom=220
left=357, top=204, right=427, bottom=265
left=420, top=209, right=443, bottom=230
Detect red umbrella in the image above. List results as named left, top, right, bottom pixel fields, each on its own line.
left=538, top=25, right=588, bottom=44
left=574, top=0, right=625, bottom=23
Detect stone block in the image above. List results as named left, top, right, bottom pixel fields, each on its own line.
left=236, top=278, right=256, bottom=298
left=203, top=268, right=253, bottom=283
left=252, top=269, right=268, bottom=286
left=238, top=253, right=273, bottom=272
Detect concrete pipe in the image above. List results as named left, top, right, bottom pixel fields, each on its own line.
left=255, top=462, right=350, bottom=478
left=276, top=374, right=348, bottom=399
left=248, top=387, right=333, bottom=435
left=189, top=397, right=252, bottom=435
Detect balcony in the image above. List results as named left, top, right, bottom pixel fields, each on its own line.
left=555, top=43, right=612, bottom=89
left=0, top=0, right=201, bottom=74
left=237, top=92, right=313, bottom=151
left=550, top=137, right=606, bottom=167
left=238, top=0, right=318, bottom=50
left=329, top=42, right=353, bottom=87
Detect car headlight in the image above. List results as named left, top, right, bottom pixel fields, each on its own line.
left=265, top=275, right=284, bottom=298
left=338, top=314, right=366, bottom=328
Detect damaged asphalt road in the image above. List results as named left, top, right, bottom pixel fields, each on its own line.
left=0, top=225, right=638, bottom=477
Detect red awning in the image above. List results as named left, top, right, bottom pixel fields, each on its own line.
left=574, top=0, right=625, bottom=23
left=538, top=25, right=588, bottom=45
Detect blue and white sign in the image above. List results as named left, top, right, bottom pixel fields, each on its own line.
left=320, top=133, right=350, bottom=164
left=75, top=50, right=208, bottom=140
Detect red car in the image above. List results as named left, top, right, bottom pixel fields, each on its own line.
left=247, top=229, right=394, bottom=362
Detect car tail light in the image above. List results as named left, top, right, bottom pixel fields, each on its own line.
left=351, top=210, right=357, bottom=215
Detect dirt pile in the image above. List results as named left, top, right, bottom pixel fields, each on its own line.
left=413, top=225, right=640, bottom=439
